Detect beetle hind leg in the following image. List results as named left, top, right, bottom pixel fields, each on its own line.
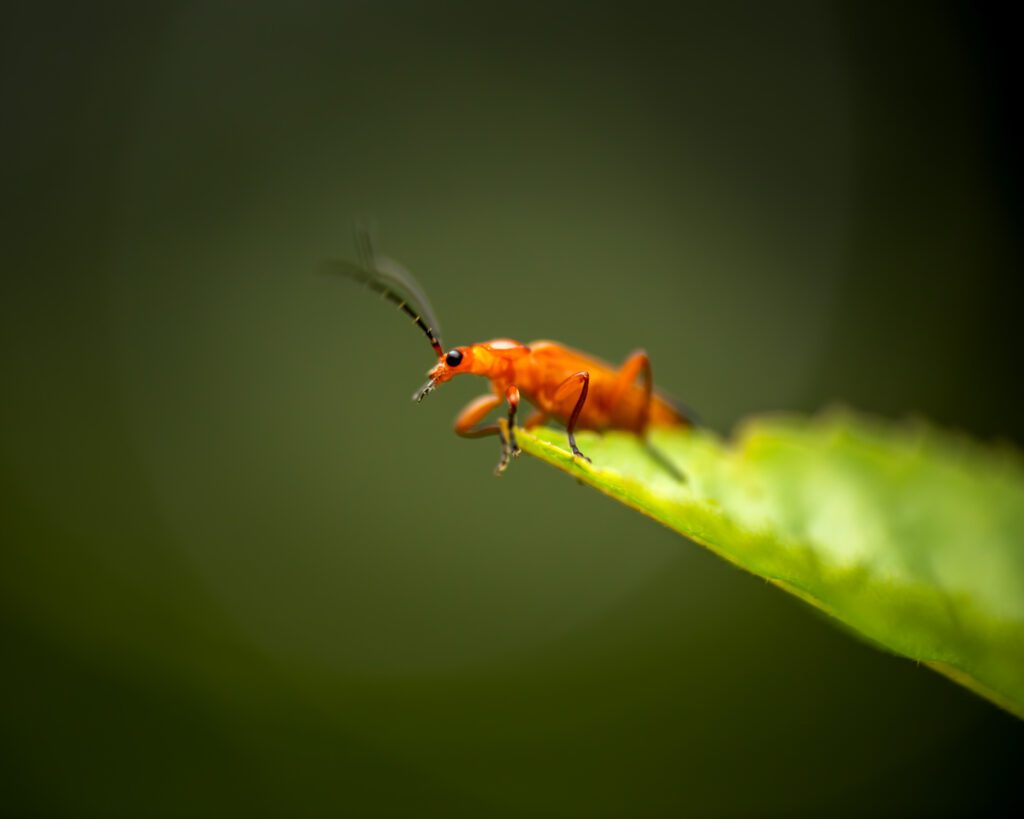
left=609, top=349, right=653, bottom=434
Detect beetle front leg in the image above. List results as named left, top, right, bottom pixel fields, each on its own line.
left=454, top=394, right=503, bottom=438
left=454, top=390, right=521, bottom=475
left=495, top=385, right=521, bottom=475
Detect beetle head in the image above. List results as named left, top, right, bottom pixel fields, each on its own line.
left=412, top=346, right=474, bottom=402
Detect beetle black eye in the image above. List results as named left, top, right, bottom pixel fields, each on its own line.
left=445, top=349, right=464, bottom=367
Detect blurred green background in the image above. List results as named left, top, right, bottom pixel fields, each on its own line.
left=2, top=1, right=1021, bottom=816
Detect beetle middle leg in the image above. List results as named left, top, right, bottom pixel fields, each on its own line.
left=553, top=371, right=591, bottom=463
left=523, top=409, right=548, bottom=429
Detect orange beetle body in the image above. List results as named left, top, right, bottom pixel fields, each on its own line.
left=431, top=338, right=686, bottom=433
left=326, top=237, right=692, bottom=473
left=421, top=336, right=691, bottom=473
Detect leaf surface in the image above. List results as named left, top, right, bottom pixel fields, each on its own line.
left=515, top=411, right=1024, bottom=717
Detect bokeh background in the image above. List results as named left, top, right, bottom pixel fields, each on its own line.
left=2, top=1, right=1022, bottom=816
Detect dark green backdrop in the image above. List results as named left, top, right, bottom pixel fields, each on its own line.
left=2, top=2, right=1021, bottom=816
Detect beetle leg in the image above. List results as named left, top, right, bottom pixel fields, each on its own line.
left=454, top=394, right=503, bottom=438
left=523, top=410, right=548, bottom=429
left=455, top=392, right=525, bottom=475
left=506, top=385, right=521, bottom=455
left=609, top=351, right=687, bottom=482
left=608, top=349, right=653, bottom=433
left=554, top=371, right=591, bottom=463
left=495, top=385, right=521, bottom=475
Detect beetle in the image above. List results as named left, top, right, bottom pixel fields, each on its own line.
left=324, top=234, right=693, bottom=474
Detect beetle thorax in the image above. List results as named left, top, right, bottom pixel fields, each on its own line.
left=473, top=340, right=527, bottom=384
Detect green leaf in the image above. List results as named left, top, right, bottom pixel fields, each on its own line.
left=514, top=410, right=1024, bottom=718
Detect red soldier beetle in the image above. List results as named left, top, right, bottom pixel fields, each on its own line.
left=324, top=233, right=693, bottom=475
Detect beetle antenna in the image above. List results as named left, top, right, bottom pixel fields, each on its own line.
left=322, top=230, right=445, bottom=359
left=355, top=225, right=444, bottom=335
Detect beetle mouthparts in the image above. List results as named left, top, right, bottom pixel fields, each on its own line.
left=412, top=378, right=436, bottom=403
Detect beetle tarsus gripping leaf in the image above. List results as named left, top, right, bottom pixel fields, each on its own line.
left=494, top=424, right=520, bottom=476
left=571, top=445, right=592, bottom=464
left=494, top=446, right=512, bottom=476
